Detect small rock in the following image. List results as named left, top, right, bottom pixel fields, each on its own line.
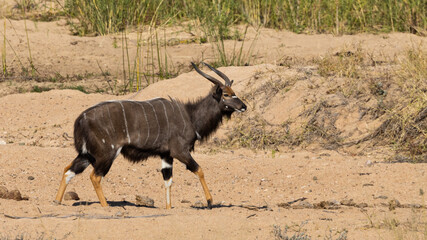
left=8, top=189, right=22, bottom=201
left=277, top=202, right=290, bottom=208
left=356, top=203, right=368, bottom=208
left=402, top=203, right=422, bottom=209
left=115, top=211, right=125, bottom=217
left=294, top=201, right=313, bottom=209
left=28, top=176, right=35, bottom=181
left=135, top=195, right=154, bottom=207
left=21, top=195, right=29, bottom=201
left=374, top=195, right=388, bottom=200
left=192, top=200, right=204, bottom=208
left=365, top=160, right=373, bottom=166
left=340, top=199, right=356, bottom=206
left=64, top=191, right=80, bottom=201
left=314, top=200, right=340, bottom=209
left=0, top=186, right=8, bottom=198
left=0, top=139, right=6, bottom=145
left=389, top=199, right=401, bottom=211
left=181, top=199, right=191, bottom=204
left=312, top=176, right=318, bottom=181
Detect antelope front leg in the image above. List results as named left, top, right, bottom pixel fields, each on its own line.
left=90, top=169, right=108, bottom=207
left=194, top=167, right=213, bottom=209
left=176, top=153, right=213, bottom=209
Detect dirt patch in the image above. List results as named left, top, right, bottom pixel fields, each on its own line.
left=0, top=10, right=426, bottom=239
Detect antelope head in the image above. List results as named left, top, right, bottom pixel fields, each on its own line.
left=192, top=62, right=247, bottom=113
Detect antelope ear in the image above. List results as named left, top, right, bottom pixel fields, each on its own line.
left=212, top=85, right=222, bottom=102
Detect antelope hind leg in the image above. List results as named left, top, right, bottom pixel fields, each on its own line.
left=90, top=170, right=109, bottom=207
left=54, top=163, right=73, bottom=204
left=161, top=157, right=174, bottom=209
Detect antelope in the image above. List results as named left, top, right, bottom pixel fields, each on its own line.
left=54, top=62, right=247, bottom=209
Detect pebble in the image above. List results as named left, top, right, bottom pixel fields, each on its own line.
left=374, top=195, right=388, bottom=199
left=28, top=176, right=35, bottom=180
left=314, top=200, right=340, bottom=209
left=8, top=189, right=22, bottom=201
left=0, top=186, right=8, bottom=198
left=340, top=199, right=356, bottom=206
left=135, top=195, right=154, bottom=207
left=389, top=199, right=401, bottom=211
left=356, top=202, right=368, bottom=208
left=0, top=139, right=6, bottom=145
left=192, top=200, right=204, bottom=208
left=64, top=191, right=80, bottom=201
left=294, top=201, right=313, bottom=209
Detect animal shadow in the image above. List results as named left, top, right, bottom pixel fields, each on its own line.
left=190, top=202, right=269, bottom=211
left=72, top=200, right=157, bottom=208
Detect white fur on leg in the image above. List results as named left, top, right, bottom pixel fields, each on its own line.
left=164, top=178, right=172, bottom=188
left=65, top=170, right=76, bottom=184
left=165, top=178, right=172, bottom=205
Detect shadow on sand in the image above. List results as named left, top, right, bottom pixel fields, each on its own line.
left=72, top=200, right=156, bottom=208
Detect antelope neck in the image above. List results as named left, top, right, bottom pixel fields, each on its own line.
left=184, top=93, right=223, bottom=141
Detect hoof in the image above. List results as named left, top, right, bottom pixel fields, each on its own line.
left=207, top=199, right=213, bottom=209
left=53, top=200, right=62, bottom=205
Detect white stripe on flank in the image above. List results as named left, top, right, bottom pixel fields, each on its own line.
left=119, top=102, right=131, bottom=144
left=65, top=170, right=75, bottom=184
left=160, top=101, right=170, bottom=137
left=147, top=101, right=160, bottom=145
left=167, top=100, right=175, bottom=113
left=81, top=141, right=87, bottom=154
left=173, top=100, right=186, bottom=135
left=105, top=105, right=116, bottom=136
left=138, top=102, right=150, bottom=147
left=114, top=147, right=123, bottom=159
left=99, top=107, right=111, bottom=138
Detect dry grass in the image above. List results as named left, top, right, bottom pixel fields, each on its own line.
left=221, top=46, right=426, bottom=161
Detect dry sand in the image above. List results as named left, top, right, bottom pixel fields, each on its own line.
left=0, top=11, right=426, bottom=240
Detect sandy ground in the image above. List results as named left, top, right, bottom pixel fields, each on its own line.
left=0, top=6, right=426, bottom=240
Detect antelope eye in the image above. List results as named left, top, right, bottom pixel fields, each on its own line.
left=223, top=94, right=230, bottom=97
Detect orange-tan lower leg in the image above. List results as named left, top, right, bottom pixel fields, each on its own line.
left=54, top=163, right=72, bottom=204
left=90, top=170, right=108, bottom=207
left=165, top=185, right=172, bottom=209
left=195, top=167, right=213, bottom=208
